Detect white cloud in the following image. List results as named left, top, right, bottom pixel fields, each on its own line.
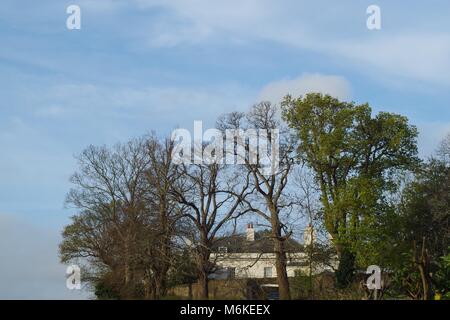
left=258, top=73, right=352, bottom=103
left=76, top=0, right=127, bottom=13
left=134, top=0, right=292, bottom=47
left=33, top=82, right=253, bottom=127
left=334, top=34, right=450, bottom=86
left=4, top=1, right=449, bottom=87
left=124, top=1, right=450, bottom=87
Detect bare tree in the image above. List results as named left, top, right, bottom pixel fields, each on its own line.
left=170, top=161, right=252, bottom=299
left=143, top=135, right=185, bottom=298
left=293, top=167, right=337, bottom=299
left=217, top=102, right=297, bottom=300
left=62, top=138, right=153, bottom=297
left=437, top=132, right=450, bottom=164
left=62, top=136, right=189, bottom=299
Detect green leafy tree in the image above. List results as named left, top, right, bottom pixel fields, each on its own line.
left=282, top=93, right=419, bottom=287
left=359, top=159, right=450, bottom=299
left=394, top=160, right=450, bottom=299
left=435, top=251, right=450, bottom=299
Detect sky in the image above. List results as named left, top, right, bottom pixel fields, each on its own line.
left=0, top=0, right=449, bottom=299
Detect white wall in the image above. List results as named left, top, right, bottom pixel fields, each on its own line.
left=210, top=252, right=311, bottom=279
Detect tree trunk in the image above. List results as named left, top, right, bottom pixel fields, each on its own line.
left=270, top=208, right=291, bottom=300
left=198, top=271, right=209, bottom=299
left=414, top=238, right=432, bottom=300
left=418, top=264, right=432, bottom=300
left=197, top=237, right=211, bottom=300
left=308, top=243, right=313, bottom=299
left=274, top=237, right=291, bottom=300
left=124, top=240, right=130, bottom=286
left=335, top=247, right=355, bottom=289
left=153, top=204, right=170, bottom=299
left=188, top=283, right=193, bottom=300
left=154, top=272, right=168, bottom=299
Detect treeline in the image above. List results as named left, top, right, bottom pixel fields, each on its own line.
left=60, top=93, right=450, bottom=300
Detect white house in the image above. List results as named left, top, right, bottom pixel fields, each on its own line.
left=210, top=224, right=328, bottom=280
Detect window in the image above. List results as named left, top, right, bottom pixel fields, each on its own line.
left=227, top=267, right=236, bottom=279
left=264, top=267, right=273, bottom=278
left=218, top=246, right=228, bottom=254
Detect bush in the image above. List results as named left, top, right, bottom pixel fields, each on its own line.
left=335, top=250, right=356, bottom=289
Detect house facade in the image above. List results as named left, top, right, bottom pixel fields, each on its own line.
left=210, top=224, right=326, bottom=280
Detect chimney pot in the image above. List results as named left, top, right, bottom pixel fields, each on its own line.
left=246, top=223, right=255, bottom=241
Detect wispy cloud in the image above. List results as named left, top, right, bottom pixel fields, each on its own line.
left=259, top=73, right=352, bottom=103
left=116, top=1, right=450, bottom=87
left=334, top=33, right=450, bottom=86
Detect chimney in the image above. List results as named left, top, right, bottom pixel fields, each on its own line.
left=303, top=225, right=315, bottom=246
left=246, top=223, right=255, bottom=241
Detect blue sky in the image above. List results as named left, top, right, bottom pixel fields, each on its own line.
left=0, top=0, right=449, bottom=298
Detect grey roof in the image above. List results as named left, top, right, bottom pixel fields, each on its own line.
left=212, top=230, right=303, bottom=253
